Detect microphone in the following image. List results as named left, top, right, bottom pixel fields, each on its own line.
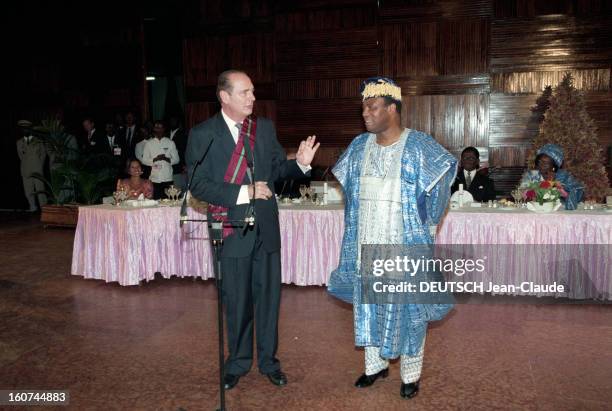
left=242, top=136, right=256, bottom=229
left=320, top=165, right=331, bottom=181
left=180, top=135, right=215, bottom=227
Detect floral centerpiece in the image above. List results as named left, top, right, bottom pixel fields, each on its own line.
left=522, top=180, right=567, bottom=212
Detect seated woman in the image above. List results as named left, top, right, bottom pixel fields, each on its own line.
left=519, top=143, right=583, bottom=210
left=116, top=158, right=154, bottom=199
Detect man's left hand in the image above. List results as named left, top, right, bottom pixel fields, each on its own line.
left=296, top=135, right=320, bottom=167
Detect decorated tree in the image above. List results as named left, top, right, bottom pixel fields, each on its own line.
left=528, top=73, right=609, bottom=200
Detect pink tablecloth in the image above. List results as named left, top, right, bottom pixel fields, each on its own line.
left=71, top=204, right=343, bottom=286
left=72, top=204, right=611, bottom=300
left=436, top=209, right=612, bottom=300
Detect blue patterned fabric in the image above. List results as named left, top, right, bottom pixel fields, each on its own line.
left=328, top=129, right=457, bottom=358
left=537, top=144, right=564, bottom=169
left=519, top=169, right=584, bottom=210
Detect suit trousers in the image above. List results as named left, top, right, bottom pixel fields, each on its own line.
left=221, top=236, right=281, bottom=376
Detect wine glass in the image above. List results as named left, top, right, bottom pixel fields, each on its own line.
left=113, top=188, right=128, bottom=206
left=511, top=189, right=523, bottom=207
left=307, top=187, right=316, bottom=204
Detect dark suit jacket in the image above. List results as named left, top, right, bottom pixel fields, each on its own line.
left=98, top=134, right=126, bottom=156
left=80, top=129, right=106, bottom=154
left=122, top=126, right=140, bottom=160
left=186, top=113, right=308, bottom=258
left=97, top=134, right=128, bottom=176
left=451, top=167, right=496, bottom=202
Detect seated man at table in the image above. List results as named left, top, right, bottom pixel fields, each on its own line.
left=450, top=147, right=495, bottom=202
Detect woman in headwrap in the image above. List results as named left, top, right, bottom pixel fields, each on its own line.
left=519, top=143, right=584, bottom=210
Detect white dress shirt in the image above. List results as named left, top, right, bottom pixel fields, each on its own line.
left=135, top=139, right=147, bottom=162
left=464, top=169, right=476, bottom=187
left=142, top=137, right=179, bottom=183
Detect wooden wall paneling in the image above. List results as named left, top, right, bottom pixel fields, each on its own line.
left=463, top=93, right=489, bottom=148
left=275, top=0, right=374, bottom=12
left=379, top=0, right=493, bottom=22
left=491, top=68, right=611, bottom=93
left=433, top=95, right=468, bottom=149
left=198, top=0, right=275, bottom=23
left=494, top=0, right=611, bottom=18
left=183, top=37, right=227, bottom=87
left=185, top=102, right=218, bottom=128
left=185, top=100, right=277, bottom=129
left=437, top=19, right=490, bottom=75
left=380, top=23, right=438, bottom=77
left=276, top=98, right=364, bottom=147
left=396, top=74, right=490, bottom=95
left=275, top=28, right=379, bottom=81
left=274, top=4, right=376, bottom=33
left=404, top=94, right=488, bottom=150
left=226, top=33, right=275, bottom=83
left=489, top=145, right=529, bottom=167
left=491, top=16, right=612, bottom=73
left=254, top=100, right=277, bottom=123
left=403, top=95, right=433, bottom=135
left=181, top=0, right=611, bottom=178
left=276, top=79, right=363, bottom=100
left=183, top=32, right=274, bottom=88
left=489, top=93, right=539, bottom=147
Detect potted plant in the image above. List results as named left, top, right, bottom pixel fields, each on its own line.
left=33, top=119, right=115, bottom=227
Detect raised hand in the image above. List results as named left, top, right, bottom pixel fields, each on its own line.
left=296, top=135, right=320, bottom=167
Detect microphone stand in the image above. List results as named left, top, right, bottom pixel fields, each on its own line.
left=180, top=135, right=235, bottom=410
left=180, top=215, right=251, bottom=411
left=180, top=130, right=257, bottom=411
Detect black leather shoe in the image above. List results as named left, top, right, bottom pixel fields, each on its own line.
left=266, top=370, right=288, bottom=386
left=224, top=374, right=240, bottom=390
left=400, top=380, right=419, bottom=399
left=354, top=368, right=389, bottom=388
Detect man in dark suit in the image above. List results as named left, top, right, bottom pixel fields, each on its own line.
left=186, top=69, right=319, bottom=390
left=450, top=146, right=496, bottom=202
left=123, top=112, right=140, bottom=160
left=81, top=117, right=106, bottom=154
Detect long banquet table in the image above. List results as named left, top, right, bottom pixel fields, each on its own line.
left=71, top=203, right=344, bottom=287
left=71, top=203, right=611, bottom=300
left=436, top=207, right=611, bottom=300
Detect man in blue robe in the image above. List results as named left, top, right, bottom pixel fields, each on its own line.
left=328, top=77, right=457, bottom=399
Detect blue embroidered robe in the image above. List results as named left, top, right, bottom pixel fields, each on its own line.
left=328, top=129, right=457, bottom=358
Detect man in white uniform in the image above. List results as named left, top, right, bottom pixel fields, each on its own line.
left=142, top=120, right=179, bottom=199
left=16, top=120, right=47, bottom=211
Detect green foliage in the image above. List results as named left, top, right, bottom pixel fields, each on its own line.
left=32, top=117, right=117, bottom=205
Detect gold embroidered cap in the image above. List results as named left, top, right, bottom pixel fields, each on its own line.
left=360, top=77, right=401, bottom=102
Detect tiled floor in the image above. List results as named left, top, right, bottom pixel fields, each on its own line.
left=1, top=216, right=611, bottom=410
